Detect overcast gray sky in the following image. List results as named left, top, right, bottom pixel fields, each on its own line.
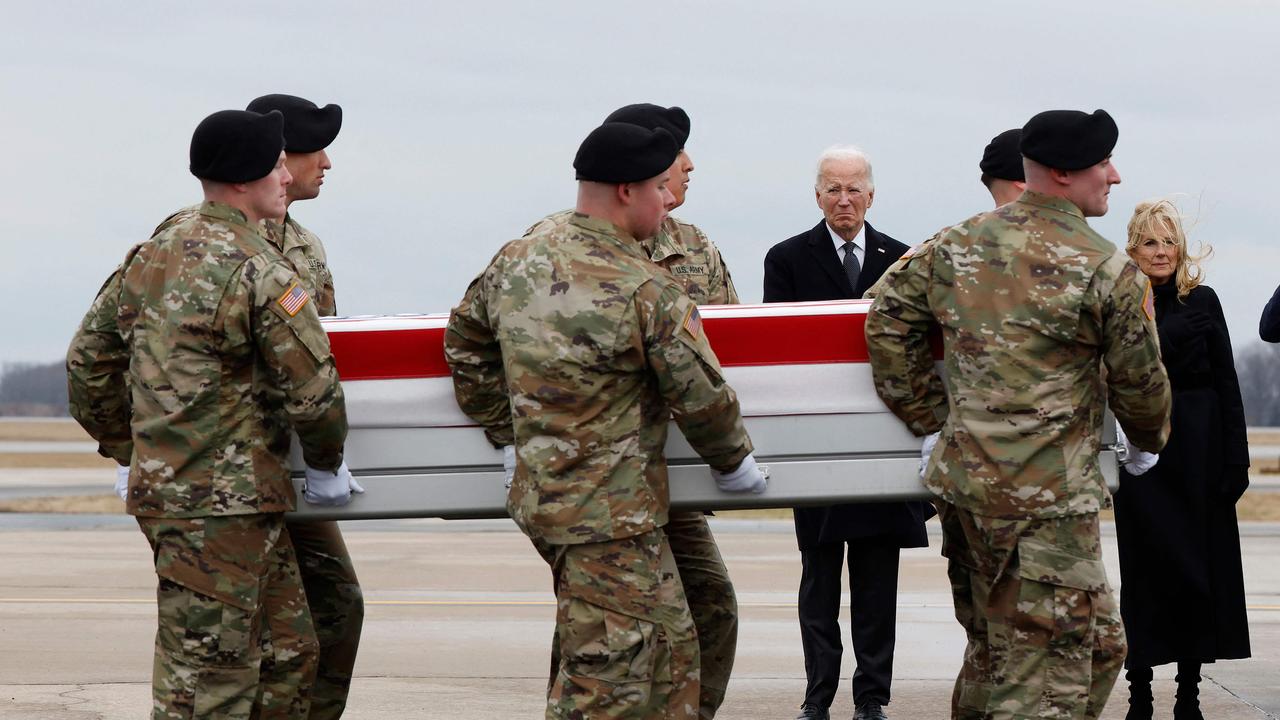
left=4, top=0, right=1278, bottom=365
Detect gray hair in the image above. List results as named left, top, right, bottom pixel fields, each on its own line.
left=814, top=144, right=874, bottom=190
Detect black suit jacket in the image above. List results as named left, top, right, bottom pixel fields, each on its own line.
left=764, top=219, right=906, bottom=302
left=1260, top=282, right=1280, bottom=343
left=763, top=219, right=932, bottom=550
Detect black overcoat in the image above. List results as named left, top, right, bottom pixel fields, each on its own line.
left=1114, top=282, right=1251, bottom=667
left=763, top=220, right=932, bottom=549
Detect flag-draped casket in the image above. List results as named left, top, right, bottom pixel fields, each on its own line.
left=289, top=300, right=1119, bottom=520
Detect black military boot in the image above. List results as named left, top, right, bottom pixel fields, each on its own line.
left=795, top=704, right=830, bottom=720
left=1173, top=661, right=1204, bottom=720
left=1124, top=666, right=1153, bottom=720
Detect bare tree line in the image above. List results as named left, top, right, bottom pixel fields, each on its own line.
left=1235, top=342, right=1280, bottom=426
left=0, top=361, right=68, bottom=417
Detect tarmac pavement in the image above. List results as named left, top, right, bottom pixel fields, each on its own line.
left=1, top=515, right=1276, bottom=719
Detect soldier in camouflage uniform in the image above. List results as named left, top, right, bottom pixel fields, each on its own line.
left=865, top=128, right=1024, bottom=303
left=150, top=94, right=362, bottom=720
left=865, top=109, right=1172, bottom=720
left=978, top=129, right=1027, bottom=209
left=252, top=94, right=360, bottom=720
left=523, top=103, right=740, bottom=719
left=445, top=121, right=766, bottom=719
left=524, top=106, right=738, bottom=307
left=865, top=127, right=1027, bottom=720
left=67, top=109, right=348, bottom=720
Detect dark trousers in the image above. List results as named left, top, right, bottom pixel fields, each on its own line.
left=799, top=541, right=900, bottom=709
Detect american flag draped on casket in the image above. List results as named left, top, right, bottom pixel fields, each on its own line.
left=288, top=300, right=1118, bottom=520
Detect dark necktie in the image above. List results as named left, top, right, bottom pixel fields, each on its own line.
left=842, top=240, right=861, bottom=293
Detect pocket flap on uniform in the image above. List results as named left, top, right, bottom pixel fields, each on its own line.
left=1016, top=536, right=1108, bottom=593
left=142, top=516, right=271, bottom=611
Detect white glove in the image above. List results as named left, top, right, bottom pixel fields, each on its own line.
left=1116, top=425, right=1159, bottom=476
left=919, top=432, right=940, bottom=479
left=304, top=462, right=364, bottom=506
left=502, top=445, right=516, bottom=489
left=710, top=453, right=768, bottom=494
left=114, top=464, right=129, bottom=501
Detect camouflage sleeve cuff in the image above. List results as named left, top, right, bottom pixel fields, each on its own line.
left=97, top=441, right=133, bottom=467
left=300, top=447, right=344, bottom=474
left=705, top=442, right=753, bottom=474
left=484, top=426, right=515, bottom=448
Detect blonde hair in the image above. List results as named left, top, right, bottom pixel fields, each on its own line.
left=1125, top=197, right=1212, bottom=300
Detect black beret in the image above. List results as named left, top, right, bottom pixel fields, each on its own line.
left=979, top=128, right=1024, bottom=181
left=604, top=103, right=691, bottom=148
left=574, top=123, right=680, bottom=184
left=1020, top=109, right=1118, bottom=171
left=246, top=94, right=342, bottom=153
left=189, top=110, right=285, bottom=183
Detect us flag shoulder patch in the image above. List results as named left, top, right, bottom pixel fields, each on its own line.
left=682, top=304, right=703, bottom=339
left=1141, top=280, right=1155, bottom=322
left=277, top=282, right=310, bottom=317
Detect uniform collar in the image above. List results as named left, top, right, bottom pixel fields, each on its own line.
left=1015, top=190, right=1086, bottom=220
left=568, top=212, right=648, bottom=260
left=262, top=213, right=307, bottom=254
left=648, top=216, right=686, bottom=263
left=198, top=201, right=257, bottom=232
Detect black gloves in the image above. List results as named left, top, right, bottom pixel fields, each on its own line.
left=1159, top=310, right=1212, bottom=350
left=1222, top=464, right=1250, bottom=503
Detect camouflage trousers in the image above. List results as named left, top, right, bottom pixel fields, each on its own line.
left=544, top=512, right=737, bottom=718
left=285, top=519, right=363, bottom=720
left=138, top=513, right=319, bottom=720
left=665, top=512, right=737, bottom=718
left=535, top=528, right=701, bottom=719
left=935, top=502, right=1126, bottom=720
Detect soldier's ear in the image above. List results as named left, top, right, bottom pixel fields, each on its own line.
left=616, top=182, right=634, bottom=206
left=1049, top=167, right=1074, bottom=188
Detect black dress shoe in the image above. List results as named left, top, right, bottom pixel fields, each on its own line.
left=853, top=700, right=888, bottom=720
left=795, top=704, right=830, bottom=720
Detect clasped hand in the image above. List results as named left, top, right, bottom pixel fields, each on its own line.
left=304, top=462, right=365, bottom=506
left=711, top=453, right=768, bottom=494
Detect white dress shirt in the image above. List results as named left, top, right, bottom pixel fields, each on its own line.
left=827, top=222, right=866, bottom=267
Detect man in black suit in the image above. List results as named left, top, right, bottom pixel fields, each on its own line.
left=763, top=146, right=931, bottom=720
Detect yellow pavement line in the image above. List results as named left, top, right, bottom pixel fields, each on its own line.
left=0, top=598, right=151, bottom=604
left=0, top=598, right=559, bottom=606
left=0, top=598, right=561, bottom=607
left=5, top=598, right=787, bottom=607
left=3, top=598, right=1280, bottom=611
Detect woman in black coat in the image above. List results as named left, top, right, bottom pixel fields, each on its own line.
left=1114, top=198, right=1251, bottom=720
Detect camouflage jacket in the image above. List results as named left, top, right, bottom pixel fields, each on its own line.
left=152, top=205, right=337, bottom=315
left=445, top=212, right=753, bottom=544
left=865, top=191, right=1171, bottom=519
left=67, top=202, right=347, bottom=518
left=525, top=211, right=738, bottom=304
left=864, top=236, right=937, bottom=300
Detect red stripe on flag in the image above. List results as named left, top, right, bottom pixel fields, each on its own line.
left=702, top=312, right=869, bottom=366
left=323, top=310, right=939, bottom=381
left=327, top=328, right=451, bottom=381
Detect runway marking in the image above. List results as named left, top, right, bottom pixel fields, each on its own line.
left=3, top=599, right=864, bottom=608
left=2, top=598, right=1279, bottom=611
